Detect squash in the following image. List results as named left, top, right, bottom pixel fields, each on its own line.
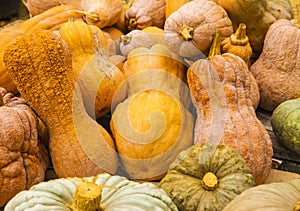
left=271, top=98, right=300, bottom=155
left=223, top=179, right=300, bottom=211
left=59, top=20, right=127, bottom=118
left=125, top=0, right=166, bottom=31
left=250, top=10, right=300, bottom=111
left=114, top=0, right=135, bottom=33
left=165, top=0, right=192, bottom=19
left=3, top=31, right=118, bottom=178
left=159, top=143, right=256, bottom=211
left=142, top=26, right=167, bottom=46
left=212, top=0, right=294, bottom=58
left=164, top=0, right=233, bottom=59
left=187, top=30, right=273, bottom=184
left=23, top=0, right=81, bottom=16
left=0, top=87, right=49, bottom=207
left=110, top=89, right=194, bottom=181
left=4, top=173, right=178, bottom=211
left=80, top=0, right=123, bottom=29
left=0, top=4, right=84, bottom=94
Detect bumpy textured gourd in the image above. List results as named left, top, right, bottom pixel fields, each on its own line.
left=110, top=89, right=194, bottom=181
left=3, top=31, right=118, bottom=178
left=0, top=87, right=49, bottom=207
left=223, top=178, right=300, bottom=211
left=164, top=0, right=233, bottom=59
left=159, top=143, right=256, bottom=211
left=271, top=98, right=300, bottom=155
left=0, top=4, right=84, bottom=94
left=187, top=30, right=273, bottom=185
left=4, top=173, right=178, bottom=211
left=250, top=14, right=300, bottom=111
left=212, top=0, right=294, bottom=58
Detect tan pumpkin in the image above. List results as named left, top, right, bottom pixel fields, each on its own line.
left=4, top=31, right=118, bottom=178
left=164, top=0, right=233, bottom=59
left=80, top=0, right=123, bottom=29
left=125, top=0, right=166, bottom=31
left=0, top=87, right=49, bottom=207
left=110, top=89, right=194, bottom=181
left=0, top=4, right=84, bottom=94
left=250, top=14, right=300, bottom=111
left=187, top=30, right=273, bottom=185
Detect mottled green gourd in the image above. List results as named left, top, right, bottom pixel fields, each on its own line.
left=159, top=143, right=255, bottom=211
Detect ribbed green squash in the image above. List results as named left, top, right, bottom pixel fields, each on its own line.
left=159, top=143, right=255, bottom=211
left=223, top=179, right=300, bottom=211
left=271, top=98, right=300, bottom=154
left=4, top=173, right=178, bottom=211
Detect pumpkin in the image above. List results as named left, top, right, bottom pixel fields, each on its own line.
left=250, top=11, right=300, bottom=111
left=125, top=0, right=166, bottom=31
left=223, top=179, right=300, bottom=211
left=0, top=87, right=49, bottom=207
left=122, top=43, right=190, bottom=107
left=212, top=0, right=294, bottom=58
left=23, top=0, right=81, bottom=16
left=271, top=98, right=300, bottom=155
left=80, top=0, right=123, bottom=29
left=4, top=173, right=178, bottom=211
left=110, top=89, right=194, bottom=181
left=187, top=30, right=273, bottom=184
left=165, top=0, right=192, bottom=19
left=159, top=143, right=256, bottom=211
left=142, top=26, right=167, bottom=46
left=114, top=0, right=135, bottom=33
left=3, top=31, right=118, bottom=178
left=59, top=20, right=127, bottom=118
left=0, top=4, right=84, bottom=94
left=164, top=0, right=233, bottom=59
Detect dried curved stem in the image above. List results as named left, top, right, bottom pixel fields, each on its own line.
left=208, top=30, right=222, bottom=58
left=76, top=10, right=99, bottom=22
left=178, top=24, right=194, bottom=41
left=230, top=23, right=249, bottom=46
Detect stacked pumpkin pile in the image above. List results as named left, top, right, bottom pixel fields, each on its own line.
left=0, top=0, right=300, bottom=210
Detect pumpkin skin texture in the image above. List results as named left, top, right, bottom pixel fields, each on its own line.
left=165, top=0, right=192, bottom=19
left=159, top=143, right=256, bottom=211
left=271, top=98, right=300, bottom=155
left=164, top=0, right=233, bottom=59
left=3, top=31, right=118, bottom=178
left=4, top=173, right=178, bottom=211
left=212, top=0, right=294, bottom=58
left=0, top=87, right=49, bottom=207
left=110, top=89, right=194, bottom=181
left=250, top=18, right=300, bottom=112
left=187, top=31, right=273, bottom=185
left=223, top=179, right=300, bottom=211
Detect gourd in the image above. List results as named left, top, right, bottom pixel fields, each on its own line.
left=3, top=31, right=118, bottom=178
left=0, top=4, right=84, bottom=94
left=142, top=26, right=167, bottom=46
left=223, top=179, right=300, bottom=211
left=164, top=0, right=233, bottom=59
left=110, top=89, right=194, bottom=181
left=125, top=0, right=166, bottom=31
left=80, top=0, right=123, bottom=29
left=22, top=0, right=82, bottom=16
left=165, top=0, right=192, bottom=19
left=250, top=11, right=300, bottom=111
left=271, top=98, right=300, bottom=155
left=187, top=30, right=273, bottom=184
left=4, top=173, right=178, bottom=211
left=0, top=87, right=49, bottom=207
left=159, top=143, right=256, bottom=211
left=212, top=0, right=294, bottom=58
left=114, top=0, right=135, bottom=33
left=59, top=20, right=127, bottom=118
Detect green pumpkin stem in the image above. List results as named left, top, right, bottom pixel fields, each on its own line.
left=201, top=172, right=218, bottom=191
left=294, top=198, right=300, bottom=211
left=230, top=23, right=249, bottom=46
left=69, top=182, right=103, bottom=211
left=178, top=25, right=194, bottom=41
left=0, top=94, right=3, bottom=107
left=208, top=30, right=222, bottom=58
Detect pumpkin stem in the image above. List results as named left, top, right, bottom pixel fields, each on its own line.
left=201, top=172, right=218, bottom=191
left=178, top=24, right=194, bottom=41
left=69, top=182, right=103, bottom=211
left=0, top=94, right=4, bottom=107
left=294, top=198, right=300, bottom=211
left=230, top=23, right=249, bottom=46
left=120, top=34, right=132, bottom=45
left=75, top=10, right=99, bottom=22
left=128, top=18, right=137, bottom=31
left=208, top=30, right=222, bottom=58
